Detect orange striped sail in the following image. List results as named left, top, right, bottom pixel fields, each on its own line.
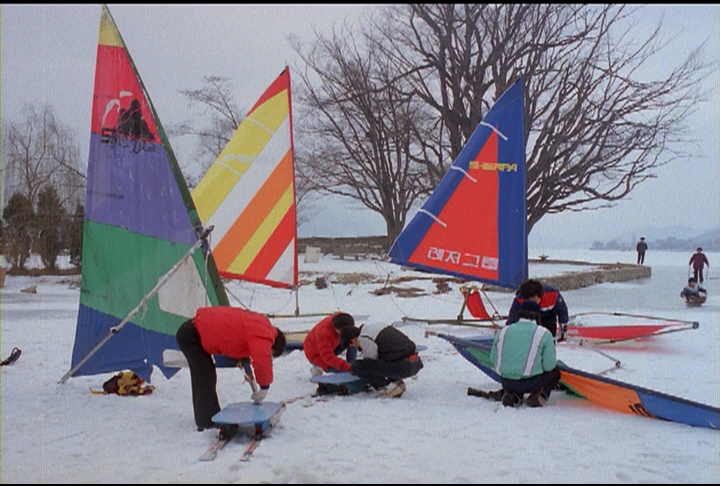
left=192, top=68, right=297, bottom=289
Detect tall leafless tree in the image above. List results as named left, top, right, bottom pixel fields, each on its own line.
left=375, top=4, right=713, bottom=232
left=3, top=103, right=85, bottom=211
left=292, top=24, right=436, bottom=245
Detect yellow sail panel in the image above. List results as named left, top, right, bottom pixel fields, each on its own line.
left=98, top=5, right=124, bottom=48
left=192, top=67, right=297, bottom=288
left=192, top=161, right=251, bottom=223
left=192, top=84, right=289, bottom=225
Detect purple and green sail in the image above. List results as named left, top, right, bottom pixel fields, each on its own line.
left=70, top=5, right=228, bottom=382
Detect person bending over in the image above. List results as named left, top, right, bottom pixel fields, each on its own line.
left=176, top=306, right=286, bottom=431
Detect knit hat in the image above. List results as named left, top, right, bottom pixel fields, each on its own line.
left=519, top=300, right=542, bottom=314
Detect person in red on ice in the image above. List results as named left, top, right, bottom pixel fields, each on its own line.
left=303, top=312, right=357, bottom=377
left=689, top=247, right=710, bottom=284
left=176, top=306, right=286, bottom=432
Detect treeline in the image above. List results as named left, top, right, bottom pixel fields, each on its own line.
left=2, top=190, right=83, bottom=272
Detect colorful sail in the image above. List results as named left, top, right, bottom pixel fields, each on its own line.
left=67, top=5, right=228, bottom=383
left=433, top=332, right=719, bottom=430
left=388, top=78, right=528, bottom=290
left=192, top=68, right=297, bottom=289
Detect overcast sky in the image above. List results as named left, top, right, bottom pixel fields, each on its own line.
left=2, top=4, right=718, bottom=247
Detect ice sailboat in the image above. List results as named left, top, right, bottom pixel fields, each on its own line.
left=388, top=77, right=527, bottom=325
left=387, top=77, right=697, bottom=342
left=191, top=68, right=324, bottom=320
left=432, top=332, right=719, bottom=430
left=61, top=5, right=228, bottom=384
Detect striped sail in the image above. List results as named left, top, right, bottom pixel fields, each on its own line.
left=192, top=68, right=297, bottom=289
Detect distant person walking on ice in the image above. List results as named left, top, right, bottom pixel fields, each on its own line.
left=689, top=247, right=710, bottom=283
left=636, top=237, right=648, bottom=266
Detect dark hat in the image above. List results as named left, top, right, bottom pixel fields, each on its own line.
left=519, top=300, right=542, bottom=314
left=331, top=312, right=355, bottom=330
left=697, top=247, right=703, bottom=252
left=689, top=277, right=697, bottom=283
left=339, top=325, right=361, bottom=347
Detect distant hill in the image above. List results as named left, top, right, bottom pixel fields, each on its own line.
left=589, top=226, right=720, bottom=252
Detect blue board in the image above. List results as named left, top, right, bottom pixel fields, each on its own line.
left=310, top=372, right=367, bottom=394
left=212, top=401, right=285, bottom=434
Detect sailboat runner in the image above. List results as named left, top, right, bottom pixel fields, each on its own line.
left=62, top=4, right=228, bottom=384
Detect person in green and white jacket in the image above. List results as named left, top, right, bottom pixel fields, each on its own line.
left=490, top=300, right=560, bottom=408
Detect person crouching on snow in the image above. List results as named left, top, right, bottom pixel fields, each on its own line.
left=175, top=306, right=286, bottom=432
left=491, top=300, right=560, bottom=408
left=681, top=277, right=707, bottom=302
left=303, top=312, right=357, bottom=377
left=340, top=322, right=423, bottom=398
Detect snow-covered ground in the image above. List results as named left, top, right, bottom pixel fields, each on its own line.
left=1, top=249, right=718, bottom=483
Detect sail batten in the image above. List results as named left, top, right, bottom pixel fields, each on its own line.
left=192, top=67, right=297, bottom=289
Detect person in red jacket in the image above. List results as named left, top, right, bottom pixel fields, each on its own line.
left=175, top=306, right=286, bottom=432
left=689, top=247, right=710, bottom=283
left=303, top=312, right=357, bottom=376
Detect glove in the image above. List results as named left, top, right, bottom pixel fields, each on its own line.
left=251, top=388, right=268, bottom=404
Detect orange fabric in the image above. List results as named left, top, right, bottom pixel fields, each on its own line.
left=560, top=370, right=652, bottom=417
left=194, top=307, right=277, bottom=387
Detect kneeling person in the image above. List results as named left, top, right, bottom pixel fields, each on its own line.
left=303, top=312, right=357, bottom=377
left=681, top=277, right=707, bottom=303
left=491, top=300, right=560, bottom=408
left=340, top=322, right=423, bottom=398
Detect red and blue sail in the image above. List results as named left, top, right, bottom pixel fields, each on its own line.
left=69, top=5, right=227, bottom=382
left=388, top=78, right=527, bottom=290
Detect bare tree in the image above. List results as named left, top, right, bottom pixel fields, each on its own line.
left=3, top=103, right=85, bottom=211
left=292, top=23, right=435, bottom=245
left=376, top=4, right=713, bottom=232
left=169, top=76, right=243, bottom=184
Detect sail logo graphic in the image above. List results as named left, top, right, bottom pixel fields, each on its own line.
left=469, top=161, right=518, bottom=172
left=100, top=92, right=154, bottom=146
left=427, top=247, right=498, bottom=271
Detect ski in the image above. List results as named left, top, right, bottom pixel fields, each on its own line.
left=238, top=403, right=286, bottom=461
left=239, top=438, right=261, bottom=461
left=199, top=428, right=237, bottom=462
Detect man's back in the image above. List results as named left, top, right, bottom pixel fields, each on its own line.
left=491, top=320, right=557, bottom=380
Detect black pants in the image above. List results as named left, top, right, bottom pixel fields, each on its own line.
left=693, top=268, right=705, bottom=283
left=637, top=252, right=645, bottom=265
left=501, top=367, right=560, bottom=399
left=176, top=319, right=220, bottom=429
left=350, top=356, right=424, bottom=389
